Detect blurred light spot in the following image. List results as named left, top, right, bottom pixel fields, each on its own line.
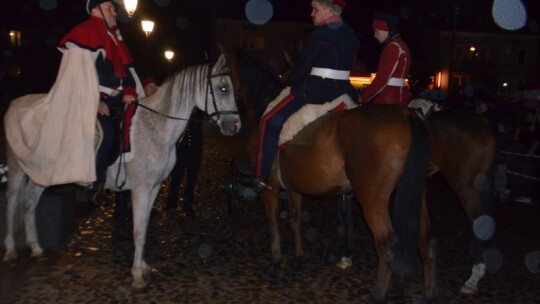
left=482, top=247, right=503, bottom=274
left=198, top=243, right=213, bottom=259
left=245, top=0, right=273, bottom=25
left=492, top=0, right=527, bottom=30
left=280, top=210, right=288, bottom=220
left=39, top=0, right=57, bottom=11
left=155, top=0, right=171, bottom=7
left=525, top=250, right=540, bottom=274
left=473, top=215, right=495, bottom=241
left=176, top=17, right=190, bottom=29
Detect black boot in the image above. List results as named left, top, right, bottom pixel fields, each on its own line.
left=92, top=182, right=109, bottom=207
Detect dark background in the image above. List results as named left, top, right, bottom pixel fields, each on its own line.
left=1, top=0, right=540, bottom=91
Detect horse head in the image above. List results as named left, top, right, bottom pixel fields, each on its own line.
left=203, top=53, right=241, bottom=136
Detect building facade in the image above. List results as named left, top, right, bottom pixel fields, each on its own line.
left=429, top=31, right=540, bottom=96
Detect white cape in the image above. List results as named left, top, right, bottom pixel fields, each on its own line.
left=4, top=47, right=99, bottom=187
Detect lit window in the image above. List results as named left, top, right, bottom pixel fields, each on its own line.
left=9, top=30, right=21, bottom=47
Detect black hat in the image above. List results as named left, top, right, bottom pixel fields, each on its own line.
left=86, top=0, right=111, bottom=14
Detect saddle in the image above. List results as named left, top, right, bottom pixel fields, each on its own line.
left=264, top=87, right=358, bottom=150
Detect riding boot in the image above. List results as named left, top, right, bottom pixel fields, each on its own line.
left=92, top=182, right=109, bottom=207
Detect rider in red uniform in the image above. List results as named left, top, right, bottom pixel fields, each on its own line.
left=361, top=12, right=411, bottom=105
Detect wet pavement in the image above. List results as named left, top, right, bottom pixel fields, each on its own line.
left=1, top=126, right=539, bottom=304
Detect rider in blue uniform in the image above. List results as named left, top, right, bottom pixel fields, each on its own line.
left=252, top=0, right=359, bottom=190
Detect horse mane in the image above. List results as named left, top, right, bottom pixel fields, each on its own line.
left=233, top=49, right=284, bottom=121
left=145, top=64, right=210, bottom=117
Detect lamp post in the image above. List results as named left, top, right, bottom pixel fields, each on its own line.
left=124, top=0, right=137, bottom=17
left=164, top=50, right=175, bottom=62
left=141, top=20, right=154, bottom=71
left=164, top=50, right=175, bottom=76
left=141, top=20, right=155, bottom=37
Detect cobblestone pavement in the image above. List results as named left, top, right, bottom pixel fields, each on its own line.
left=1, top=127, right=539, bottom=304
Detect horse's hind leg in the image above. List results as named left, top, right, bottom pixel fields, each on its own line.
left=24, top=181, right=46, bottom=258
left=419, top=193, right=437, bottom=303
left=3, top=153, right=27, bottom=262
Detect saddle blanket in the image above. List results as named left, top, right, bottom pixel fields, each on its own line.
left=263, top=87, right=357, bottom=147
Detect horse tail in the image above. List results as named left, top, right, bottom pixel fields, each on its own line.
left=391, top=113, right=430, bottom=291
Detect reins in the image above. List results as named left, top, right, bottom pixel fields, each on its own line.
left=113, top=65, right=238, bottom=189
left=134, top=69, right=238, bottom=122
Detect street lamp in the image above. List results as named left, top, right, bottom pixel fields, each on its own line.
left=141, top=20, right=155, bottom=37
left=164, top=50, right=175, bottom=62
left=124, top=0, right=137, bottom=17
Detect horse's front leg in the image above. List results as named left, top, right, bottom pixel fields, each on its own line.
left=23, top=182, right=46, bottom=258
left=261, top=185, right=282, bottom=282
left=287, top=190, right=304, bottom=276
left=130, top=183, right=160, bottom=290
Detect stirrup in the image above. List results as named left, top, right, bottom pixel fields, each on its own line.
left=252, top=178, right=272, bottom=192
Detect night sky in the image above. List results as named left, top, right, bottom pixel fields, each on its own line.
left=2, top=0, right=540, bottom=89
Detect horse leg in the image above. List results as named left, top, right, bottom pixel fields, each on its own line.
left=287, top=190, right=304, bottom=276
left=363, top=208, right=395, bottom=303
left=418, top=193, right=437, bottom=303
left=130, top=184, right=160, bottom=290
left=335, top=196, right=354, bottom=269
left=261, top=185, right=283, bottom=282
left=23, top=181, right=46, bottom=258
left=446, top=173, right=492, bottom=295
left=3, top=155, right=27, bottom=262
left=459, top=190, right=490, bottom=295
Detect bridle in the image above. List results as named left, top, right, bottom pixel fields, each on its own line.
left=135, top=65, right=239, bottom=122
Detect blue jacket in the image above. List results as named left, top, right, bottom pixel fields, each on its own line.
left=288, top=20, right=360, bottom=103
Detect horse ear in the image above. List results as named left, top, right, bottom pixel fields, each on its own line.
left=213, top=53, right=227, bottom=73
left=217, top=42, right=227, bottom=57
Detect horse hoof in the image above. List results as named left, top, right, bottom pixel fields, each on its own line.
left=132, top=279, right=148, bottom=292
left=31, top=250, right=45, bottom=259
left=335, top=256, right=352, bottom=270
left=460, top=284, right=478, bottom=295
left=3, top=251, right=17, bottom=263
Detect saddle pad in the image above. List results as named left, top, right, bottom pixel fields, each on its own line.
left=408, top=98, right=441, bottom=118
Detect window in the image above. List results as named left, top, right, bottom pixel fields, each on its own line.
left=9, top=30, right=21, bottom=47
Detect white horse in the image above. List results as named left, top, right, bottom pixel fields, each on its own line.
left=3, top=54, right=240, bottom=289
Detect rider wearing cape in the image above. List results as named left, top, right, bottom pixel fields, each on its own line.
left=4, top=0, right=144, bottom=187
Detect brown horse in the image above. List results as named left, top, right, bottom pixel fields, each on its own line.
left=425, top=107, right=497, bottom=294
left=224, top=47, right=436, bottom=303
left=333, top=104, right=498, bottom=294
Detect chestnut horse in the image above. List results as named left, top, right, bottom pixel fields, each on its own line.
left=334, top=105, right=498, bottom=294
left=225, top=48, right=436, bottom=303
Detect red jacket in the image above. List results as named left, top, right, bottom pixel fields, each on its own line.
left=362, top=36, right=411, bottom=105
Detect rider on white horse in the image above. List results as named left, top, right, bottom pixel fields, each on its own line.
left=58, top=0, right=146, bottom=204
